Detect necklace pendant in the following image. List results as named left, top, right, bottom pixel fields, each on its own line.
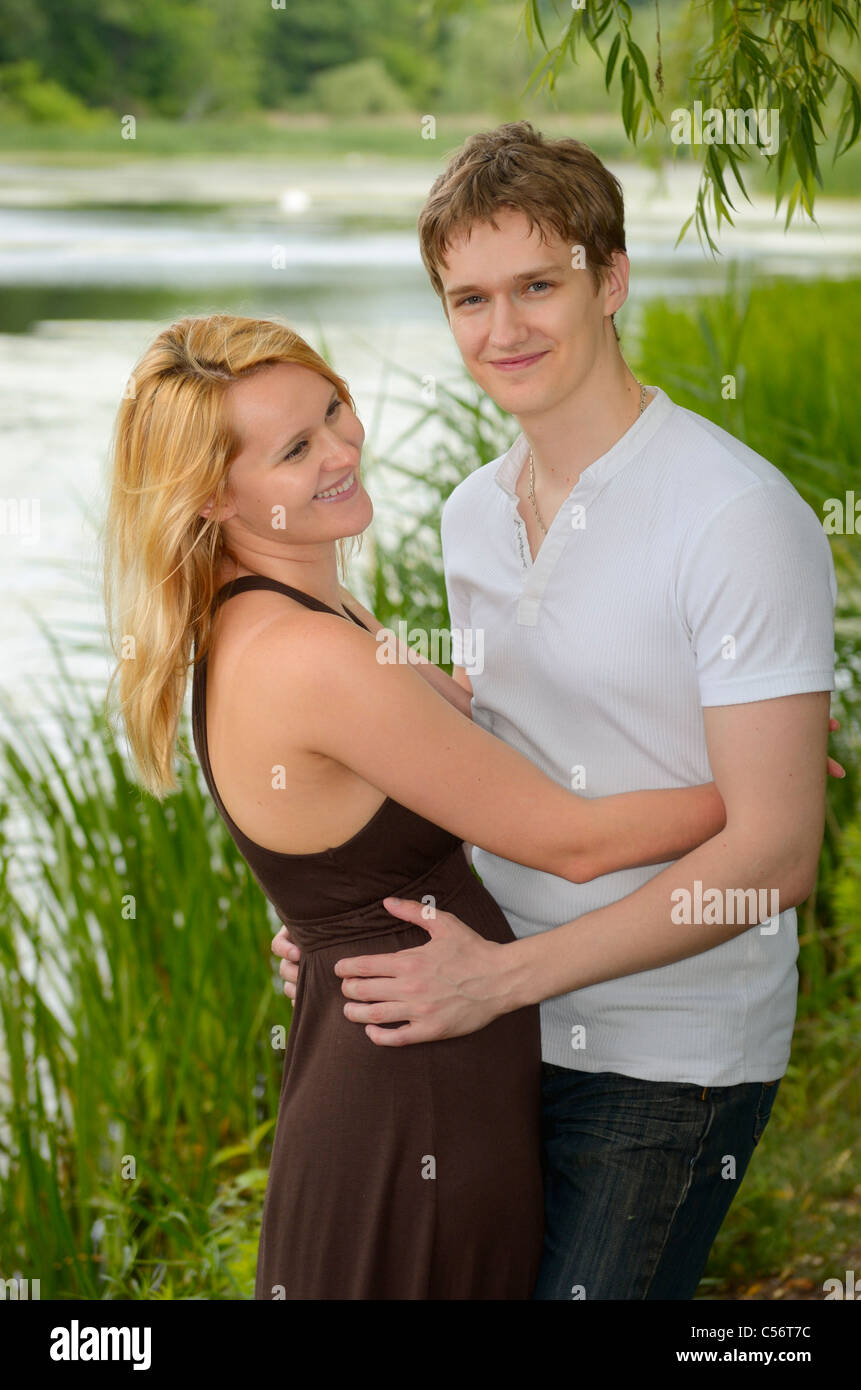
left=526, top=382, right=646, bottom=538
left=527, top=451, right=548, bottom=534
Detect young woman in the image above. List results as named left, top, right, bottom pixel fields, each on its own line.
left=104, top=313, right=734, bottom=1300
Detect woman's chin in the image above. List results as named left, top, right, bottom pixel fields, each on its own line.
left=331, top=496, right=373, bottom=540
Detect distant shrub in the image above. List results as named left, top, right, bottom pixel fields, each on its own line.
left=309, top=58, right=410, bottom=117
left=0, top=60, right=100, bottom=126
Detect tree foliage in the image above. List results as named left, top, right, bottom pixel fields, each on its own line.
left=515, top=0, right=861, bottom=251
left=0, top=0, right=446, bottom=118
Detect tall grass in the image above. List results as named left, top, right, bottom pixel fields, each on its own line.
left=0, top=634, right=285, bottom=1297
left=1, top=276, right=859, bottom=1298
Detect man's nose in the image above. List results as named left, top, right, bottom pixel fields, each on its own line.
left=487, top=295, right=527, bottom=347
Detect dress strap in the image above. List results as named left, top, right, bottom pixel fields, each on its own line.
left=212, top=574, right=368, bottom=629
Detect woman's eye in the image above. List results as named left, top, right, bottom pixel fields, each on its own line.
left=283, top=399, right=342, bottom=460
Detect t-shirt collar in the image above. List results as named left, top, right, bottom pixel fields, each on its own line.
left=494, top=384, right=674, bottom=499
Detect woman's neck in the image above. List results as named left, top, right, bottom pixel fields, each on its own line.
left=213, top=554, right=346, bottom=615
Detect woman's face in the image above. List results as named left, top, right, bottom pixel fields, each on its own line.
left=217, top=361, right=371, bottom=549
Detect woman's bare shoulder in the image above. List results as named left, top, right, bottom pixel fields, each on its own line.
left=209, top=599, right=377, bottom=774
left=240, top=595, right=374, bottom=691
left=209, top=587, right=362, bottom=691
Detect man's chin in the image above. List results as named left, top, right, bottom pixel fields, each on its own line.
left=477, top=380, right=556, bottom=418
left=468, top=360, right=553, bottom=407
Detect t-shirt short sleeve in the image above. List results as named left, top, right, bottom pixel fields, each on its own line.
left=676, top=481, right=837, bottom=706
left=440, top=492, right=472, bottom=645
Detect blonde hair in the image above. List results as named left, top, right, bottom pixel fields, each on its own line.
left=103, top=313, right=358, bottom=799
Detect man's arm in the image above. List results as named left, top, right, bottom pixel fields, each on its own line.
left=449, top=663, right=473, bottom=698
left=334, top=691, right=831, bottom=1045
left=492, top=691, right=829, bottom=1010
left=277, top=708, right=842, bottom=1005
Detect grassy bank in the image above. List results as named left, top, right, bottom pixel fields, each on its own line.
left=1, top=111, right=859, bottom=191
left=0, top=110, right=636, bottom=162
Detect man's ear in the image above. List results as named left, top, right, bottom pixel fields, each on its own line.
left=601, top=250, right=630, bottom=318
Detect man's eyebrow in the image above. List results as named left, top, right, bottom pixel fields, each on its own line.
left=270, top=389, right=340, bottom=459
left=444, top=264, right=569, bottom=299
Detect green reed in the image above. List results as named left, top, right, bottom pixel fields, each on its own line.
left=0, top=630, right=286, bottom=1297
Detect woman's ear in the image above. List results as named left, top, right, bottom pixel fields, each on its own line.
left=199, top=496, right=236, bottom=523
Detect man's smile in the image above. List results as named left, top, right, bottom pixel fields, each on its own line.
left=486, top=350, right=551, bottom=372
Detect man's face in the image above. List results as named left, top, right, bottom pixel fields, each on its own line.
left=438, top=208, right=626, bottom=419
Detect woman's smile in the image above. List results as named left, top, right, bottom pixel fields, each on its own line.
left=313, top=470, right=359, bottom=502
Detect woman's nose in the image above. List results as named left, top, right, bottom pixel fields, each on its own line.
left=320, top=428, right=357, bottom=469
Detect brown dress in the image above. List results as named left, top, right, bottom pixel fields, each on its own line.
left=191, top=574, right=544, bottom=1300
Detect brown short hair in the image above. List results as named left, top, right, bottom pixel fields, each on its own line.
left=418, top=122, right=626, bottom=326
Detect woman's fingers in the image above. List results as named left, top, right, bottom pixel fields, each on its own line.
left=827, top=717, right=846, bottom=778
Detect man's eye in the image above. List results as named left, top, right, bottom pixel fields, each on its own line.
left=456, top=295, right=483, bottom=307
left=527, top=281, right=552, bottom=292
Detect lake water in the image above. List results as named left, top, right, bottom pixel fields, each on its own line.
left=2, top=155, right=860, bottom=707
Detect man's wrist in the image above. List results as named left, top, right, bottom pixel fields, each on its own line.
left=492, top=934, right=550, bottom=1014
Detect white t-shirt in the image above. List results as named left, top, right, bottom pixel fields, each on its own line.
left=441, top=385, right=837, bottom=1085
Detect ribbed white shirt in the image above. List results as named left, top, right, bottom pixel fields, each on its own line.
left=441, top=385, right=837, bottom=1085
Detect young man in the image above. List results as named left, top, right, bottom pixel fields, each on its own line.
left=275, top=123, right=839, bottom=1299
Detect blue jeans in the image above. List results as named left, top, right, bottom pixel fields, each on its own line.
left=533, top=1065, right=781, bottom=1300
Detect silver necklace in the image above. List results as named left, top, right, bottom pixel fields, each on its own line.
left=528, top=381, right=648, bottom=536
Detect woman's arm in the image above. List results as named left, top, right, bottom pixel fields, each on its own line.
left=250, top=610, right=724, bottom=884
left=339, top=584, right=473, bottom=720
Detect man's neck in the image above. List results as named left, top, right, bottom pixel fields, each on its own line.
left=519, top=360, right=649, bottom=498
